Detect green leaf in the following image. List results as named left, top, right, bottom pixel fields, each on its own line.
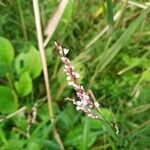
left=100, top=108, right=113, bottom=121
left=106, top=0, right=114, bottom=30
left=64, top=118, right=100, bottom=149
left=142, top=70, right=150, bottom=81
left=15, top=46, right=42, bottom=79
left=64, top=124, right=83, bottom=147
left=45, top=47, right=53, bottom=65
left=62, top=0, right=74, bottom=23
left=0, top=126, right=8, bottom=145
left=57, top=0, right=74, bottom=38
left=0, top=36, right=14, bottom=66
left=82, top=117, right=89, bottom=150
left=98, top=8, right=150, bottom=73
left=15, top=72, right=33, bottom=97
left=27, top=142, right=41, bottom=150
left=0, top=86, right=18, bottom=113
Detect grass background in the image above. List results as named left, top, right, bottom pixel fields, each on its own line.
left=0, top=0, right=150, bottom=149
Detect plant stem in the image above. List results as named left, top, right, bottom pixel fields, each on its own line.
left=32, top=1, right=64, bottom=149
left=0, top=106, right=27, bottom=123
left=17, top=0, right=28, bottom=41
left=115, top=0, right=128, bottom=28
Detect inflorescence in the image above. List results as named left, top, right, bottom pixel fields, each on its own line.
left=55, top=42, right=102, bottom=119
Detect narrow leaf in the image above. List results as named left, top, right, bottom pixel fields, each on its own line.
left=106, top=0, right=114, bottom=30
left=82, top=117, right=89, bottom=150
left=98, top=8, right=149, bottom=73
left=44, top=0, right=69, bottom=47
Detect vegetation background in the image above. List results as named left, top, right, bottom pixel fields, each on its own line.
left=0, top=0, right=150, bottom=149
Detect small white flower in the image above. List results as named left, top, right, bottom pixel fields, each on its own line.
left=66, top=72, right=70, bottom=76
left=66, top=58, right=70, bottom=63
left=67, top=76, right=71, bottom=81
left=83, top=95, right=90, bottom=101
left=59, top=50, right=63, bottom=56
left=88, top=114, right=92, bottom=117
left=89, top=105, right=93, bottom=108
left=82, top=100, right=88, bottom=106
left=76, top=101, right=82, bottom=106
left=64, top=68, right=67, bottom=72
left=61, top=57, right=66, bottom=62
left=76, top=106, right=81, bottom=110
left=73, top=84, right=79, bottom=90
left=75, top=73, right=80, bottom=78
left=92, top=116, right=96, bottom=119
left=65, top=65, right=69, bottom=69
left=95, top=116, right=99, bottom=119
left=94, top=102, right=100, bottom=108
left=80, top=86, right=84, bottom=90
left=54, top=41, right=57, bottom=46
left=64, top=48, right=69, bottom=55
left=77, top=92, right=81, bottom=97
left=68, top=81, right=73, bottom=86
left=72, top=71, right=76, bottom=76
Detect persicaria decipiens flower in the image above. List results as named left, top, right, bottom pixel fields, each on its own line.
left=55, top=42, right=102, bottom=119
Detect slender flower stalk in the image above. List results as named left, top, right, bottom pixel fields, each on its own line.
left=55, top=42, right=102, bottom=119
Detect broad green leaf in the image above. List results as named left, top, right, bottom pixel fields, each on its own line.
left=0, top=36, right=14, bottom=66
left=0, top=86, right=18, bottom=113
left=15, top=46, right=42, bottom=79
left=98, top=8, right=149, bottom=73
left=15, top=72, right=33, bottom=97
left=0, top=65, right=7, bottom=77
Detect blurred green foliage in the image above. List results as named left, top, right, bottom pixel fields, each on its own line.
left=0, top=0, right=150, bottom=149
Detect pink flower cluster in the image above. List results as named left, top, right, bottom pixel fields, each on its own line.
left=55, top=42, right=101, bottom=119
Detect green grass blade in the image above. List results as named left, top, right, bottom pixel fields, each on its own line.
left=98, top=7, right=150, bottom=73
left=106, top=0, right=114, bottom=30
left=82, top=117, right=89, bottom=150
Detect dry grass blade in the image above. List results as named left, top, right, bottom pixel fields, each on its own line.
left=115, top=0, right=128, bottom=27
left=89, top=8, right=149, bottom=88
left=32, top=0, right=64, bottom=149
left=85, top=10, right=121, bottom=49
left=98, top=8, right=149, bottom=72
left=44, top=0, right=68, bottom=47
left=85, top=0, right=148, bottom=49
left=0, top=106, right=27, bottom=123
left=128, top=0, right=148, bottom=9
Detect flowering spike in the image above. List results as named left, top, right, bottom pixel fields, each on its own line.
left=55, top=42, right=101, bottom=119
